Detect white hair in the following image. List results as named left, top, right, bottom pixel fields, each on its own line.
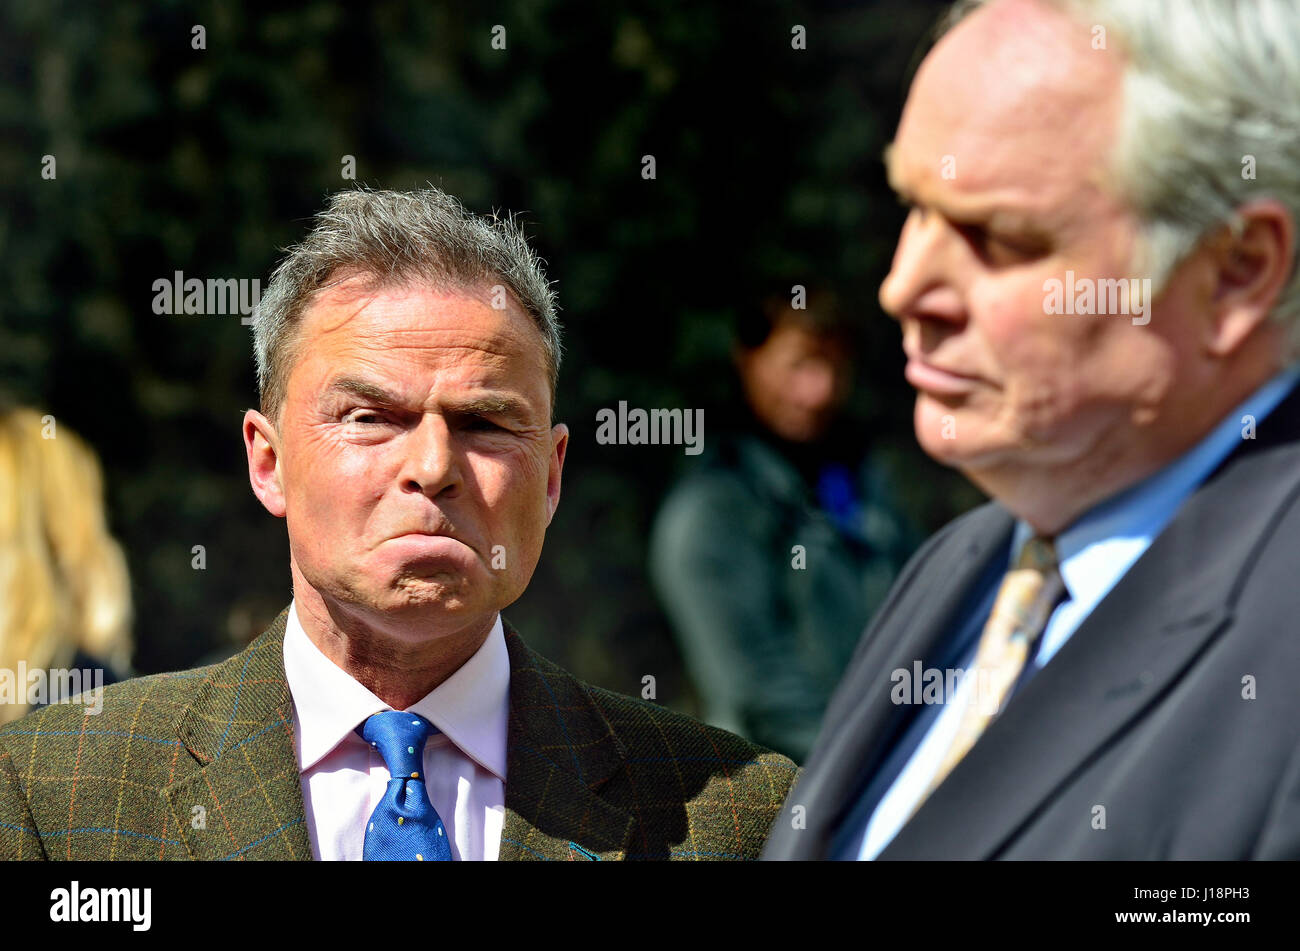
left=943, top=0, right=1300, bottom=356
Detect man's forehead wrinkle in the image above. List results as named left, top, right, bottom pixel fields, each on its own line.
left=304, top=283, right=380, bottom=338
left=351, top=321, right=521, bottom=342
left=327, top=376, right=527, bottom=406
left=348, top=331, right=517, bottom=357
left=321, top=373, right=541, bottom=418
left=338, top=337, right=545, bottom=382
left=306, top=275, right=525, bottom=329
left=312, top=308, right=539, bottom=365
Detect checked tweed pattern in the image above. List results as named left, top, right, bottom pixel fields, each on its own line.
left=0, top=606, right=797, bottom=861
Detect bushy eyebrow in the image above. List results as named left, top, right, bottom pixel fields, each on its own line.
left=327, top=377, right=400, bottom=407
left=324, top=377, right=534, bottom=422
left=450, top=394, right=531, bottom=418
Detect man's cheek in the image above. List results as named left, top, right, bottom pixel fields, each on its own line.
left=330, top=442, right=388, bottom=481
left=486, top=440, right=547, bottom=475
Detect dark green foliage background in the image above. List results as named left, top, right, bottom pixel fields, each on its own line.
left=0, top=0, right=981, bottom=715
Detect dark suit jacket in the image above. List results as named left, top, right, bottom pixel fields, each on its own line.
left=0, top=609, right=796, bottom=860
left=764, top=381, right=1300, bottom=859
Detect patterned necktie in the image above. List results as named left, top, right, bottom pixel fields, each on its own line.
left=912, top=536, right=1066, bottom=816
left=356, top=711, right=454, bottom=861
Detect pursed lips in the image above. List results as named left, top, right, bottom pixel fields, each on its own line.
left=387, top=529, right=474, bottom=552
left=904, top=346, right=983, bottom=391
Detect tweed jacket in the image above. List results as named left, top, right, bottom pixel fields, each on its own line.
left=0, top=608, right=797, bottom=860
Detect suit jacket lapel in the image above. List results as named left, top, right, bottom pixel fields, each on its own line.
left=161, top=607, right=312, bottom=860
left=161, top=609, right=636, bottom=861
left=792, top=505, right=1015, bottom=856
left=885, top=390, right=1300, bottom=859
left=497, top=621, right=635, bottom=861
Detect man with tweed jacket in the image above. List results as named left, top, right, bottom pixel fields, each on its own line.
left=0, top=187, right=795, bottom=861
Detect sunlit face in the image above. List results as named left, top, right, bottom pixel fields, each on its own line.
left=738, top=321, right=851, bottom=443
left=253, top=276, right=566, bottom=637
left=878, top=0, right=1205, bottom=478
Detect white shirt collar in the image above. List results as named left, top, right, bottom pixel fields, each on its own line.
left=283, top=599, right=510, bottom=781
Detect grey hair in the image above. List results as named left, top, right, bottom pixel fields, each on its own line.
left=252, top=185, right=562, bottom=422
left=939, top=0, right=1300, bottom=357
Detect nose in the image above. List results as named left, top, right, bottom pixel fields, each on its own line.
left=399, top=414, right=462, bottom=499
left=878, top=208, right=966, bottom=326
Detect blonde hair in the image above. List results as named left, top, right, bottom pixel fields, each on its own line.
left=0, top=409, right=133, bottom=723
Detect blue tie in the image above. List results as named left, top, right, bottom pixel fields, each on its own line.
left=356, top=711, right=454, bottom=861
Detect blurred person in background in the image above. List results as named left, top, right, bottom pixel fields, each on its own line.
left=650, top=291, right=917, bottom=762
left=0, top=407, right=132, bottom=725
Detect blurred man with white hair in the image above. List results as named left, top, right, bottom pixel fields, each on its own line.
left=765, top=0, right=1300, bottom=859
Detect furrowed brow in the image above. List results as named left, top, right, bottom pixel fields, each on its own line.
left=453, top=394, right=532, bottom=420
left=326, top=378, right=404, bottom=408
left=325, top=377, right=537, bottom=423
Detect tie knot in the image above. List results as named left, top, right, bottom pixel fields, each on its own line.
left=357, top=711, right=437, bottom=780
left=1016, top=535, right=1058, bottom=573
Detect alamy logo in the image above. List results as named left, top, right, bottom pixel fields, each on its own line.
left=1042, top=269, right=1151, bottom=325
left=152, top=271, right=261, bottom=322
left=890, top=660, right=1016, bottom=715
left=595, top=401, right=703, bottom=456
left=0, top=664, right=103, bottom=715
left=50, top=881, right=151, bottom=931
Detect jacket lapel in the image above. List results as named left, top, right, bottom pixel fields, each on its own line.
left=161, top=607, right=312, bottom=861
left=884, top=387, right=1300, bottom=859
left=789, top=505, right=1015, bottom=857
left=160, top=609, right=636, bottom=861
left=497, top=621, right=635, bottom=860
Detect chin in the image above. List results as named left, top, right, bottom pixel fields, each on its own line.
left=329, top=571, right=472, bottom=617
left=387, top=577, right=480, bottom=613
left=913, top=398, right=1013, bottom=472
left=914, top=397, right=961, bottom=465
left=368, top=595, right=495, bottom=641
left=916, top=431, right=975, bottom=471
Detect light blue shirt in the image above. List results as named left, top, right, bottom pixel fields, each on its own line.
left=842, top=367, right=1300, bottom=860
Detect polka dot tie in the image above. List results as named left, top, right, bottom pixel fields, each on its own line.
left=356, top=711, right=453, bottom=861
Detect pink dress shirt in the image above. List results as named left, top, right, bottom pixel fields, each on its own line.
left=282, top=600, right=509, bottom=860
